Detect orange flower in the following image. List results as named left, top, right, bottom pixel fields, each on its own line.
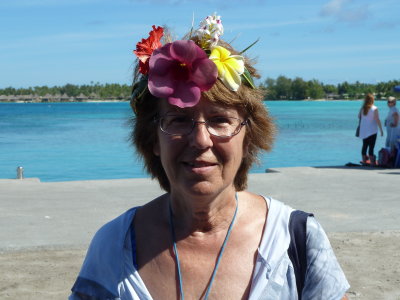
left=134, top=25, right=164, bottom=74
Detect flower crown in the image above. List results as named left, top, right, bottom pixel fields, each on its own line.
left=131, top=14, right=256, bottom=111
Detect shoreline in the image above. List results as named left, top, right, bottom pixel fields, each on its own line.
left=0, top=99, right=129, bottom=104
left=0, top=164, right=391, bottom=183
left=1, top=98, right=383, bottom=104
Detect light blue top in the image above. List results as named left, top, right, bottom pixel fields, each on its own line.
left=385, top=106, right=400, bottom=149
left=70, top=198, right=349, bottom=300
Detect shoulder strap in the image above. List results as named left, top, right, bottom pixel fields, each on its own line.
left=287, top=210, right=313, bottom=300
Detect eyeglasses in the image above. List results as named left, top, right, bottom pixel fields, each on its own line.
left=157, top=114, right=248, bottom=138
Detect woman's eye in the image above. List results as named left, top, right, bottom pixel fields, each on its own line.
left=210, top=117, right=232, bottom=125
left=169, top=116, right=191, bottom=124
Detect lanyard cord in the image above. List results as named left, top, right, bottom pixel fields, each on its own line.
left=168, top=193, right=238, bottom=300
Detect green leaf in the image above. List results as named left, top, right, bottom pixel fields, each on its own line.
left=188, top=12, right=195, bottom=39
left=239, top=38, right=260, bottom=55
left=242, top=68, right=256, bottom=89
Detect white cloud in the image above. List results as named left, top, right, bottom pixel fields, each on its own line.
left=320, top=0, right=371, bottom=23
left=320, top=0, right=349, bottom=17
left=338, top=5, right=369, bottom=22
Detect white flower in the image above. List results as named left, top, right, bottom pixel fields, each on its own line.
left=195, top=13, right=224, bottom=49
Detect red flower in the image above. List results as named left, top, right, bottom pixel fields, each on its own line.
left=134, top=25, right=164, bottom=74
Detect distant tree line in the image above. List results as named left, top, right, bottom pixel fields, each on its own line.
left=1, top=77, right=399, bottom=101
left=261, top=76, right=400, bottom=100
left=0, top=82, right=131, bottom=99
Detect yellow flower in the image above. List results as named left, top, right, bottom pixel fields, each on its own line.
left=209, top=46, right=244, bottom=91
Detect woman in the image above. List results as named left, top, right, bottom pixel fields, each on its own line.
left=358, top=93, right=384, bottom=165
left=70, top=14, right=349, bottom=299
left=384, top=96, right=400, bottom=151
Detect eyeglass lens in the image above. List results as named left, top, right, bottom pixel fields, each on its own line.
left=160, top=115, right=244, bottom=137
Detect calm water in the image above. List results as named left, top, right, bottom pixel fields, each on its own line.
left=0, top=101, right=388, bottom=181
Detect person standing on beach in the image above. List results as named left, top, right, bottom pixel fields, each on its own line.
left=358, top=93, right=384, bottom=165
left=384, top=96, right=400, bottom=151
left=70, top=13, right=349, bottom=300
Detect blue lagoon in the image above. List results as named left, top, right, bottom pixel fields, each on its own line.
left=0, top=101, right=388, bottom=181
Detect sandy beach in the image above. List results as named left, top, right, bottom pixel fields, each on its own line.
left=1, top=166, right=400, bottom=299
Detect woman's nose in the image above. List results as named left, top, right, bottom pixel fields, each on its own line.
left=189, top=121, right=213, bottom=149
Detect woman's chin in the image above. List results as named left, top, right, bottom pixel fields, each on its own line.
left=176, top=180, right=222, bottom=198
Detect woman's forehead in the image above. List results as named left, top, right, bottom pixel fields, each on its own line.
left=159, top=99, right=241, bottom=115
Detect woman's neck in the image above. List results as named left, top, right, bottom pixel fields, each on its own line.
left=168, top=189, right=238, bottom=236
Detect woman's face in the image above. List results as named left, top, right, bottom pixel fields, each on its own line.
left=153, top=99, right=247, bottom=198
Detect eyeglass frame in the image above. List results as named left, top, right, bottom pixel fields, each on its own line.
left=155, top=114, right=249, bottom=138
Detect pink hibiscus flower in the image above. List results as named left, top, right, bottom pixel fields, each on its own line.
left=148, top=40, right=218, bottom=108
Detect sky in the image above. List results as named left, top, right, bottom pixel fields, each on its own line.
left=1, top=0, right=399, bottom=89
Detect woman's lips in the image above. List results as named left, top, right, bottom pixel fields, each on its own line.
left=182, top=160, right=218, bottom=174
left=184, top=161, right=215, bottom=167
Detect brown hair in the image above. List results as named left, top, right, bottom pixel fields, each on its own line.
left=130, top=36, right=275, bottom=192
left=362, top=93, right=374, bottom=115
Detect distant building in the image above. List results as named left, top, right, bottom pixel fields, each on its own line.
left=0, top=95, right=9, bottom=102
left=76, top=93, right=88, bottom=102
left=326, top=93, right=340, bottom=100
left=60, top=93, right=72, bottom=102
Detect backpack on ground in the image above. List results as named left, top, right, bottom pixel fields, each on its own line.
left=378, top=148, right=391, bottom=167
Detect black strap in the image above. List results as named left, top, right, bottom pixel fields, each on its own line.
left=287, top=210, right=313, bottom=300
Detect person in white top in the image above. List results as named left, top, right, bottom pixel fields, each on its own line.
left=384, top=96, right=400, bottom=151
left=358, top=93, right=384, bottom=165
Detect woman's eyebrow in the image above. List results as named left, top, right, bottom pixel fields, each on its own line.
left=164, top=108, right=185, bottom=114
left=208, top=108, right=237, bottom=115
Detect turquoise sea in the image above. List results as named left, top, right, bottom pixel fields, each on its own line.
left=0, top=101, right=389, bottom=181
